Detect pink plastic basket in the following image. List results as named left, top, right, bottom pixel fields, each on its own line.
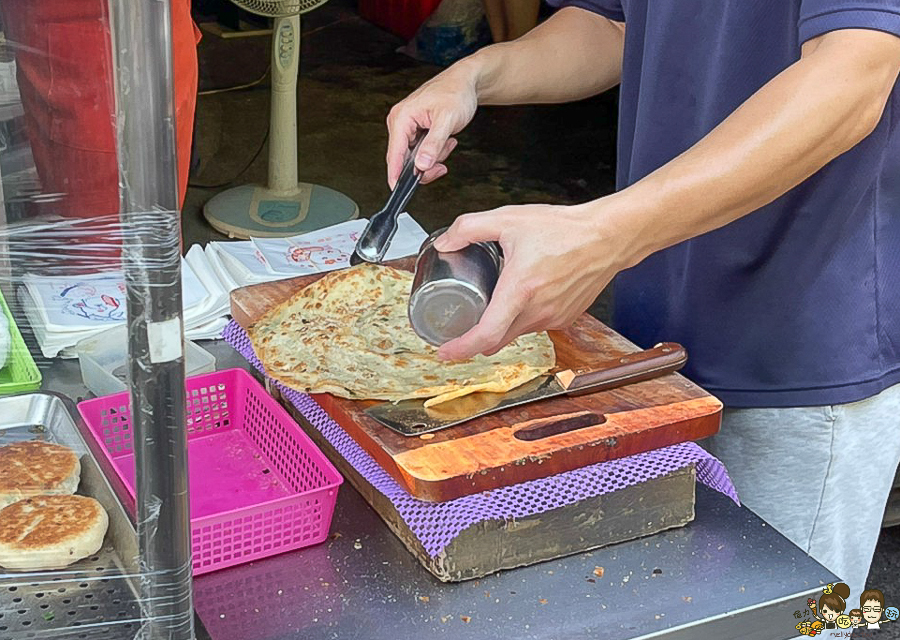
left=77, top=368, right=343, bottom=575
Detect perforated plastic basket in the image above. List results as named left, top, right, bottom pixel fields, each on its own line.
left=0, top=288, right=42, bottom=395
left=77, top=368, right=342, bottom=575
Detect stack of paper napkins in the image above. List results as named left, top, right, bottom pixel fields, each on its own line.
left=206, top=214, right=428, bottom=291
left=20, top=214, right=430, bottom=358
left=20, top=255, right=230, bottom=358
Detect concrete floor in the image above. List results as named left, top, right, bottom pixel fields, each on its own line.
left=184, top=1, right=900, bottom=628
left=183, top=0, right=617, bottom=245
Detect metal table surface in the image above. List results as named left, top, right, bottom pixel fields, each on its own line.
left=43, top=340, right=836, bottom=640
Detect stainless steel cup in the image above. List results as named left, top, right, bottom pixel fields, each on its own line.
left=408, top=228, right=502, bottom=347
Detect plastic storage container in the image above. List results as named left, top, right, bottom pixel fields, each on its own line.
left=0, top=287, right=42, bottom=395
left=76, top=325, right=216, bottom=397
left=77, top=368, right=343, bottom=575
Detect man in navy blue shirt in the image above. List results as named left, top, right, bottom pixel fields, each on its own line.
left=387, top=1, right=900, bottom=598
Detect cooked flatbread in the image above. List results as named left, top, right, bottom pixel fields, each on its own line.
left=0, top=495, right=108, bottom=571
left=0, top=441, right=81, bottom=509
left=248, top=264, right=555, bottom=406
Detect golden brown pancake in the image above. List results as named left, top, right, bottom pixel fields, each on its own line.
left=0, top=441, right=81, bottom=509
left=248, top=264, right=556, bottom=406
left=0, top=494, right=109, bottom=570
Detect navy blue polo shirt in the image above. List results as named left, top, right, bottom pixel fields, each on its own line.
left=549, top=0, right=900, bottom=407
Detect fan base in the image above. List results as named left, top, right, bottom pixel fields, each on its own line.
left=202, top=183, right=358, bottom=239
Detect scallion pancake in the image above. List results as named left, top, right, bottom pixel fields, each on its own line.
left=248, top=264, right=555, bottom=406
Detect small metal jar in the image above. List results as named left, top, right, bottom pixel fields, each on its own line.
left=408, top=228, right=502, bottom=347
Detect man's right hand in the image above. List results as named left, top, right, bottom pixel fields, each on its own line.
left=385, top=62, right=481, bottom=188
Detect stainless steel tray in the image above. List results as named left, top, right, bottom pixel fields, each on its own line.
left=0, top=393, right=143, bottom=639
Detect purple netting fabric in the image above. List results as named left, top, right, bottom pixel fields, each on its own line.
left=224, top=321, right=739, bottom=557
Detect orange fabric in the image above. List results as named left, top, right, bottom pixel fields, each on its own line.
left=172, top=2, right=202, bottom=208
left=0, top=0, right=199, bottom=216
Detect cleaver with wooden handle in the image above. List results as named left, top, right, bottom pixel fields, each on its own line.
left=366, top=342, right=688, bottom=436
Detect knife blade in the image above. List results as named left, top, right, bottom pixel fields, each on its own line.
left=365, top=342, right=688, bottom=436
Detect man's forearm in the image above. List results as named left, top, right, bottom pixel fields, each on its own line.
left=605, top=29, right=900, bottom=268
left=453, top=7, right=625, bottom=106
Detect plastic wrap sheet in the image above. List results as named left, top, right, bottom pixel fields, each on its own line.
left=0, top=178, right=192, bottom=639
left=225, top=320, right=741, bottom=558
left=0, top=2, right=192, bottom=638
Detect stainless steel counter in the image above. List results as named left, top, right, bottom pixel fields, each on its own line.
left=44, top=340, right=836, bottom=640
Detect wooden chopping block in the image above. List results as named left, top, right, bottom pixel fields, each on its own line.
left=231, top=258, right=723, bottom=502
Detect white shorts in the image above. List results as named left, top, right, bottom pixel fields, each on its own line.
left=701, top=382, right=900, bottom=600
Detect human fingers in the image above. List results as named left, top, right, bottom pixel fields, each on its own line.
left=419, top=164, right=449, bottom=184
left=437, top=137, right=458, bottom=163
left=385, top=107, right=420, bottom=188
left=432, top=210, right=505, bottom=252
left=415, top=114, right=457, bottom=174
left=418, top=139, right=457, bottom=184
left=436, top=268, right=530, bottom=360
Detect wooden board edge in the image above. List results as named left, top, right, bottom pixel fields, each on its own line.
left=391, top=401, right=723, bottom=502
left=312, top=394, right=425, bottom=495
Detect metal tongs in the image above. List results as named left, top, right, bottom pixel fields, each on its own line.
left=350, top=130, right=427, bottom=265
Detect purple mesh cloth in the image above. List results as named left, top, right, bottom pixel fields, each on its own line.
left=224, top=321, right=739, bottom=557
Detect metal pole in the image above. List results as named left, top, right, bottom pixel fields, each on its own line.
left=107, top=1, right=193, bottom=638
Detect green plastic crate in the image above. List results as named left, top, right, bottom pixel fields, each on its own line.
left=0, top=288, right=41, bottom=394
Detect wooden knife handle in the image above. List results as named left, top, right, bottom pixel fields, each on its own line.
left=554, top=342, right=687, bottom=397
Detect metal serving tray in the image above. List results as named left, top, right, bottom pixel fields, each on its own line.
left=0, top=393, right=143, bottom=639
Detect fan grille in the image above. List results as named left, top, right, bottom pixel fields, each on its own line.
left=232, top=0, right=330, bottom=17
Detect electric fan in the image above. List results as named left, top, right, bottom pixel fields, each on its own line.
left=203, top=0, right=358, bottom=238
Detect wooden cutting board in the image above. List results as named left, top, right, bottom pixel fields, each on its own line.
left=231, top=259, right=723, bottom=502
